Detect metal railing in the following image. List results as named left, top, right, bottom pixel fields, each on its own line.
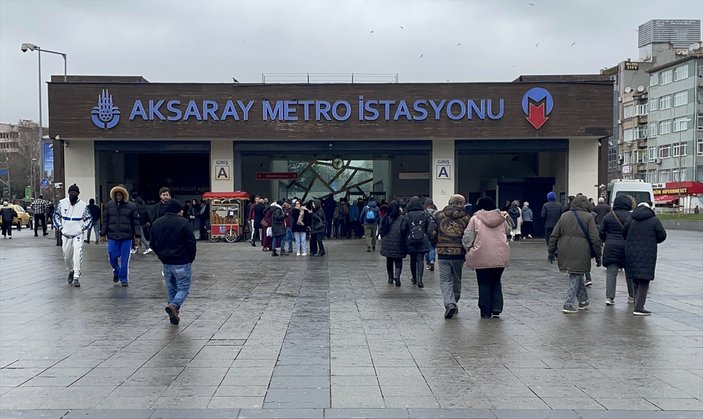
left=261, top=73, right=399, bottom=84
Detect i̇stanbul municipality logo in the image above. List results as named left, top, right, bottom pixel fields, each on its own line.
left=91, top=89, right=120, bottom=129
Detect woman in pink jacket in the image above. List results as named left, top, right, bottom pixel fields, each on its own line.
left=462, top=196, right=511, bottom=319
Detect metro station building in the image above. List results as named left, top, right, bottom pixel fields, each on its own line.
left=48, top=76, right=612, bottom=235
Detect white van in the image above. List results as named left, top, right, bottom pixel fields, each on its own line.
left=607, top=179, right=654, bottom=207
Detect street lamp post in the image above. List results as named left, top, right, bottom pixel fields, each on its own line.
left=21, top=43, right=67, bottom=198
left=677, top=117, right=692, bottom=213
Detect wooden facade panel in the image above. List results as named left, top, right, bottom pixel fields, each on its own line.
left=48, top=82, right=612, bottom=140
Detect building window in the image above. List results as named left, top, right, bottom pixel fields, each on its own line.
left=698, top=138, right=703, bottom=156
left=647, top=170, right=657, bottom=183
left=672, top=168, right=687, bottom=182
left=635, top=126, right=647, bottom=139
left=636, top=104, right=648, bottom=115
left=659, top=145, right=671, bottom=158
left=674, top=64, right=689, bottom=81
left=673, top=142, right=688, bottom=157
left=674, top=91, right=688, bottom=107
left=632, top=149, right=646, bottom=163
left=648, top=146, right=658, bottom=161
left=608, top=146, right=618, bottom=170
left=659, top=170, right=671, bottom=182
left=698, top=115, right=703, bottom=131
left=649, top=98, right=658, bottom=111
left=660, top=69, right=673, bottom=85
left=623, top=128, right=634, bottom=142
left=650, top=73, right=659, bottom=86
left=659, top=95, right=672, bottom=109
left=648, top=122, right=657, bottom=137
left=659, top=120, right=672, bottom=135
left=623, top=105, right=635, bottom=119
left=673, top=117, right=690, bottom=132
left=623, top=152, right=631, bottom=164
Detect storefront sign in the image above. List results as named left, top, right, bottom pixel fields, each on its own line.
left=214, top=159, right=231, bottom=180
left=624, top=62, right=639, bottom=71
left=654, top=187, right=688, bottom=195
left=435, top=159, right=452, bottom=180
left=256, top=172, right=298, bottom=180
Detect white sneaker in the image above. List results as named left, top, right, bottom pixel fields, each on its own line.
left=130, top=248, right=137, bottom=254
left=605, top=298, right=615, bottom=306
left=143, top=248, right=153, bottom=255
left=301, top=253, right=307, bottom=256
left=627, top=297, right=635, bottom=304
left=296, top=252, right=301, bottom=256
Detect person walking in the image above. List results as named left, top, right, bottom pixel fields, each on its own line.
left=30, top=194, right=50, bottom=237
left=85, top=198, right=101, bottom=244
left=404, top=196, right=430, bottom=288
left=270, top=199, right=287, bottom=256
left=361, top=198, right=381, bottom=252
left=150, top=199, right=196, bottom=325
left=100, top=185, right=142, bottom=287
left=379, top=200, right=408, bottom=287
left=291, top=200, right=311, bottom=256
left=54, top=184, right=92, bottom=287
left=310, top=199, right=326, bottom=256
left=463, top=197, right=511, bottom=319
left=283, top=199, right=294, bottom=254
left=198, top=198, right=209, bottom=241
left=547, top=195, right=602, bottom=314
left=424, top=198, right=438, bottom=271
left=521, top=201, right=534, bottom=239
left=623, top=201, right=667, bottom=316
left=599, top=194, right=635, bottom=306
left=428, top=194, right=471, bottom=319
left=1, top=201, right=17, bottom=239
left=541, top=191, right=563, bottom=244
left=132, top=192, right=152, bottom=254
left=507, top=200, right=522, bottom=241
left=593, top=197, right=611, bottom=226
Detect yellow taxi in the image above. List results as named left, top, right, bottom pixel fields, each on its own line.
left=11, top=204, right=31, bottom=229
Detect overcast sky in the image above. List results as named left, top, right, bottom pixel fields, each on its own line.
left=1, top=0, right=701, bottom=124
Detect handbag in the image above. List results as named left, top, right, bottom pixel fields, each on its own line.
left=266, top=226, right=272, bottom=237
left=572, top=210, right=597, bottom=258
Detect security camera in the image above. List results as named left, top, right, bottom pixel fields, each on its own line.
left=21, top=45, right=28, bottom=52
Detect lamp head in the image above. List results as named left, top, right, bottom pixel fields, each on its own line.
left=21, top=43, right=38, bottom=52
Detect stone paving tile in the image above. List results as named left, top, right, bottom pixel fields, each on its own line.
left=63, top=409, right=153, bottom=418
left=207, top=397, right=264, bottom=409
left=325, top=408, right=410, bottom=418
left=151, top=409, right=240, bottom=418
left=236, top=408, right=323, bottom=418
left=595, top=397, right=661, bottom=410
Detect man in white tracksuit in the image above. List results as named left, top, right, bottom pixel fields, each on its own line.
left=54, top=184, right=92, bottom=287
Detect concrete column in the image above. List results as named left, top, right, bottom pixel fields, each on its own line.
left=568, top=138, right=598, bottom=198
left=211, top=140, right=234, bottom=192
left=431, top=138, right=456, bottom=208
left=64, top=140, right=95, bottom=199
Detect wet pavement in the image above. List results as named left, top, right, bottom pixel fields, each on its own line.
left=0, top=227, right=701, bottom=418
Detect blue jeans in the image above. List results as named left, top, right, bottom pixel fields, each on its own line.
left=425, top=244, right=436, bottom=263
left=107, top=239, right=132, bottom=283
left=284, top=227, right=293, bottom=252
left=163, top=263, right=192, bottom=309
left=85, top=224, right=99, bottom=243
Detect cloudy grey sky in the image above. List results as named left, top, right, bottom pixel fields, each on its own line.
left=1, top=0, right=701, bottom=124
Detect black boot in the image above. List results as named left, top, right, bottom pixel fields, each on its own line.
left=387, top=275, right=394, bottom=285
left=394, top=278, right=401, bottom=287
left=417, top=277, right=424, bottom=288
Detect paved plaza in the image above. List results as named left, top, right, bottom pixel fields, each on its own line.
left=0, top=227, right=701, bottom=419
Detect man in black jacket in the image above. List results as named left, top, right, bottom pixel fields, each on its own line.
left=85, top=199, right=101, bottom=244
left=150, top=200, right=197, bottom=325
left=541, top=191, right=563, bottom=245
left=100, top=185, right=141, bottom=286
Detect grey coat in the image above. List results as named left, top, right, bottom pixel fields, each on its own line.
left=548, top=196, right=602, bottom=274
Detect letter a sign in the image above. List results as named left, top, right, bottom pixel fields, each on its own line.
left=214, top=159, right=231, bottom=180
left=435, top=159, right=452, bottom=180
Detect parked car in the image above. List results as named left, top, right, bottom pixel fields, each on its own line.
left=11, top=204, right=31, bottom=229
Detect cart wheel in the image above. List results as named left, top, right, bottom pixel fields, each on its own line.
left=209, top=236, right=220, bottom=243
left=224, top=230, right=238, bottom=243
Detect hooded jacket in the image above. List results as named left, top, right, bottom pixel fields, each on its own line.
left=548, top=195, right=602, bottom=274
left=428, top=204, right=471, bottom=259
left=150, top=212, right=196, bottom=265
left=380, top=201, right=408, bottom=259
left=100, top=185, right=141, bottom=240
left=0, top=203, right=17, bottom=223
left=599, top=194, right=633, bottom=267
left=311, top=199, right=326, bottom=235
left=404, top=197, right=430, bottom=253
left=270, top=202, right=286, bottom=237
left=623, top=204, right=666, bottom=280
left=463, top=209, right=511, bottom=269
left=362, top=200, right=380, bottom=225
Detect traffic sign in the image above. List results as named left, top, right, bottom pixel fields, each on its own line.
left=0, top=169, right=8, bottom=176
left=40, top=178, right=50, bottom=189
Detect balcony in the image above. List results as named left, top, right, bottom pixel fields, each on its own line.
left=636, top=138, right=648, bottom=148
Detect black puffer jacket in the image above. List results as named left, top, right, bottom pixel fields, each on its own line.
left=599, top=195, right=633, bottom=267
left=623, top=205, right=667, bottom=280
left=380, top=202, right=408, bottom=259
left=150, top=213, right=196, bottom=265
left=541, top=201, right=563, bottom=229
left=404, top=197, right=430, bottom=253
left=101, top=200, right=141, bottom=241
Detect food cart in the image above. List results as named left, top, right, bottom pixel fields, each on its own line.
left=202, top=191, right=249, bottom=243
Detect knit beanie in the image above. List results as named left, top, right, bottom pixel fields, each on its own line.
left=547, top=192, right=556, bottom=202
left=165, top=199, right=182, bottom=213
left=68, top=184, right=80, bottom=194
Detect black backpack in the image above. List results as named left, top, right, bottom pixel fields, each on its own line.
left=407, top=216, right=425, bottom=244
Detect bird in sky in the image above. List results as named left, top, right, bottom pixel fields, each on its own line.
left=456, top=43, right=462, bottom=46
left=419, top=53, right=424, bottom=58
left=571, top=42, right=576, bottom=46
left=536, top=42, right=539, bottom=47
left=528, top=2, right=535, bottom=5
left=400, top=26, right=405, bottom=30
left=232, top=77, right=239, bottom=83
left=370, top=30, right=374, bottom=33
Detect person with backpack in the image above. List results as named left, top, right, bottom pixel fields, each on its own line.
left=361, top=198, right=381, bottom=252
left=379, top=200, right=408, bottom=286
left=424, top=198, right=438, bottom=271
left=404, top=196, right=430, bottom=288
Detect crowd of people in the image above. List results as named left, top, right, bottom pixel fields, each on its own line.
left=14, top=182, right=668, bottom=325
